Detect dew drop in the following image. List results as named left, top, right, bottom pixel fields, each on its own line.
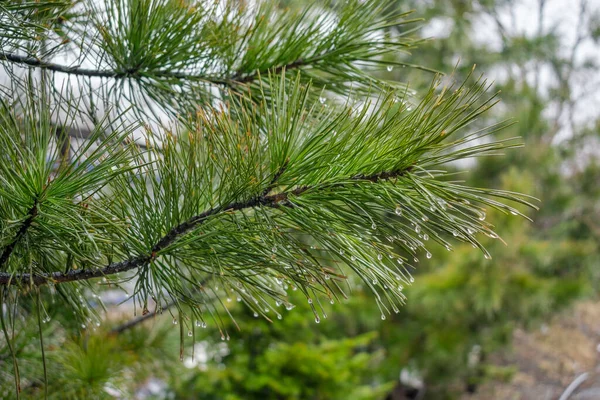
left=339, top=249, right=344, bottom=255
left=467, top=228, right=474, bottom=234
left=285, top=304, right=294, bottom=310
left=172, top=318, right=178, bottom=325
left=381, top=314, right=386, bottom=320
left=423, top=234, right=429, bottom=241
left=272, top=246, right=277, bottom=253
left=422, top=216, right=429, bottom=222
left=415, top=225, right=421, bottom=233
left=188, top=331, right=193, bottom=337
left=226, top=298, right=231, bottom=302
left=426, top=251, right=432, bottom=259
left=319, top=96, right=326, bottom=104
left=397, top=259, right=404, bottom=265
left=221, top=334, right=225, bottom=341
left=277, top=314, right=282, bottom=320
left=398, top=285, right=404, bottom=291
left=253, top=312, right=259, bottom=318
left=479, top=212, right=486, bottom=221
left=315, top=316, right=320, bottom=324
left=395, top=206, right=402, bottom=216
left=372, top=278, right=378, bottom=285
left=510, top=210, right=518, bottom=215
left=350, top=255, right=356, bottom=261
left=371, top=222, right=377, bottom=230
left=452, top=230, right=459, bottom=237
left=484, top=253, right=491, bottom=260
left=377, top=254, right=383, bottom=261
left=409, top=277, right=415, bottom=283
left=330, top=299, right=334, bottom=304
left=490, top=232, right=499, bottom=239
left=324, top=274, right=330, bottom=280
left=307, top=298, right=313, bottom=304
left=387, top=65, right=394, bottom=72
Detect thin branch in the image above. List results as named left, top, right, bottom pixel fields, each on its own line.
left=0, top=200, right=38, bottom=267
left=110, top=298, right=177, bottom=334
left=0, top=51, right=310, bottom=87
left=0, top=167, right=412, bottom=286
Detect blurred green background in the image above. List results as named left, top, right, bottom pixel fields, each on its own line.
left=2, top=0, right=599, bottom=399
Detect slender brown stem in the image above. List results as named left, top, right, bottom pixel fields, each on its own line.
left=0, top=167, right=412, bottom=287
left=0, top=200, right=38, bottom=267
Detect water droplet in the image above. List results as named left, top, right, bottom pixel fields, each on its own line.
left=310, top=245, right=316, bottom=250
left=479, top=212, right=486, bottom=221
left=372, top=278, right=378, bottom=285
left=423, top=234, right=429, bottom=241
left=172, top=318, right=178, bottom=325
left=484, top=253, right=491, bottom=260
left=413, top=257, right=419, bottom=263
left=339, top=249, right=344, bottom=255
left=398, top=285, right=404, bottom=291
left=253, top=312, right=259, bottom=318
left=489, top=232, right=499, bottom=239
left=371, top=222, right=377, bottom=230
left=277, top=314, right=282, bottom=320
left=445, top=245, right=451, bottom=251
left=467, top=228, right=474, bottom=234
left=319, top=97, right=326, bottom=104
left=397, top=259, right=403, bottom=265
left=377, top=254, right=383, bottom=261
left=452, top=230, right=459, bottom=237
left=395, top=206, right=402, bottom=216
left=226, top=298, right=231, bottom=302
left=415, top=225, right=421, bottom=233
left=426, top=251, right=432, bottom=259
left=409, top=277, right=415, bottom=283
left=315, top=316, right=320, bottom=324
left=272, top=246, right=277, bottom=253
left=330, top=299, right=334, bottom=304
left=510, top=210, right=518, bottom=215
left=387, top=65, right=394, bottom=72
left=422, top=216, right=429, bottom=222
left=307, top=298, right=313, bottom=304
left=221, top=334, right=225, bottom=341
left=237, top=297, right=242, bottom=302
left=188, top=331, right=193, bottom=337
left=350, top=255, right=356, bottom=261
left=95, top=322, right=101, bottom=327
left=381, top=314, right=386, bottom=320
left=285, top=304, right=294, bottom=310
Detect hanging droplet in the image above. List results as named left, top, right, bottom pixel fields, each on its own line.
left=445, top=244, right=451, bottom=251
left=172, top=318, right=178, bottom=325
left=397, top=259, right=403, bottom=265
left=387, top=65, right=394, bottom=72
left=307, top=298, right=313, bottom=304
left=422, top=216, right=429, bottom=222
left=350, top=255, right=356, bottom=261
left=272, top=246, right=277, bottom=253
left=324, top=273, right=330, bottom=280
left=510, top=210, right=518, bottom=215
left=330, top=299, right=334, bottom=304
left=452, top=230, right=459, bottom=237
left=467, top=227, right=474, bottom=234
left=398, top=285, right=404, bottom=291
left=285, top=303, right=294, bottom=310
left=413, top=257, right=419, bottom=263
left=409, top=277, right=415, bottom=283
left=319, top=97, right=326, bottom=104
left=237, top=296, right=242, bottom=302
left=423, top=234, right=429, bottom=241
left=415, top=225, right=421, bottom=233
left=377, top=254, right=383, bottom=261
left=479, top=212, right=486, bottom=221
left=371, top=222, right=377, bottom=230
left=426, top=251, right=432, bottom=259
left=253, top=312, right=259, bottom=318
left=221, top=334, right=226, bottom=341
left=381, top=314, right=386, bottom=320
left=277, top=314, right=282, bottom=320
left=395, top=206, right=402, bottom=216
left=339, top=249, right=344, bottom=255
left=226, top=298, right=232, bottom=302
left=188, top=331, right=193, bottom=337
left=489, top=232, right=499, bottom=239
left=315, top=316, right=321, bottom=324
left=484, top=253, right=491, bottom=260
left=372, top=278, right=378, bottom=285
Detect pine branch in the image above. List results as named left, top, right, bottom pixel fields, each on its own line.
left=0, top=199, right=38, bottom=267
left=0, top=168, right=411, bottom=286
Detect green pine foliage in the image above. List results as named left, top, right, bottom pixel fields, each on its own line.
left=0, top=0, right=543, bottom=398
